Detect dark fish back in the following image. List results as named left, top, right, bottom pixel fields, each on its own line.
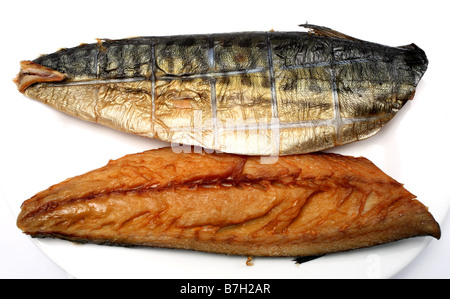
left=32, top=31, right=427, bottom=86
left=34, top=38, right=155, bottom=80
left=34, top=43, right=99, bottom=79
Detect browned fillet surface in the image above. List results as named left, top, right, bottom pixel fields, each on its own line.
left=17, top=147, right=440, bottom=256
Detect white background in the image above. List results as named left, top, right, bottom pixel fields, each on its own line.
left=1, top=0, right=449, bottom=278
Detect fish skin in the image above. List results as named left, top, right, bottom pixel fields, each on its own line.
left=17, top=147, right=440, bottom=257
left=14, top=25, right=428, bottom=156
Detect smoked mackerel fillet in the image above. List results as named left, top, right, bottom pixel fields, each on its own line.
left=14, top=25, right=428, bottom=155
left=17, top=147, right=440, bottom=257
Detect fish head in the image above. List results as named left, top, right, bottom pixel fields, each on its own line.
left=13, top=58, right=102, bottom=126
left=13, top=49, right=154, bottom=136
left=14, top=61, right=67, bottom=93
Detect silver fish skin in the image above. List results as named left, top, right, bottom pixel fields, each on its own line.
left=15, top=25, right=428, bottom=155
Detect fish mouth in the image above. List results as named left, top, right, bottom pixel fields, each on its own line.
left=13, top=61, right=67, bottom=93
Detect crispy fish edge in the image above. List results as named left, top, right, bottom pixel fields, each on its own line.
left=16, top=148, right=440, bottom=257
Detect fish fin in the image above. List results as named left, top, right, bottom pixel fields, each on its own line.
left=293, top=255, right=324, bottom=265
left=14, top=61, right=67, bottom=93
left=299, top=24, right=362, bottom=41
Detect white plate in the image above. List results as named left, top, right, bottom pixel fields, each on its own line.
left=1, top=0, right=449, bottom=279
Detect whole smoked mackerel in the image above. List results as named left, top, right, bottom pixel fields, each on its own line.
left=17, top=148, right=440, bottom=257
left=14, top=25, right=428, bottom=155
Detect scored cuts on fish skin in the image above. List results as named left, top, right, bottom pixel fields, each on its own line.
left=17, top=147, right=440, bottom=257
left=14, top=24, right=428, bottom=155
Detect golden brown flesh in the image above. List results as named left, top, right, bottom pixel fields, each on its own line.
left=17, top=147, right=440, bottom=257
